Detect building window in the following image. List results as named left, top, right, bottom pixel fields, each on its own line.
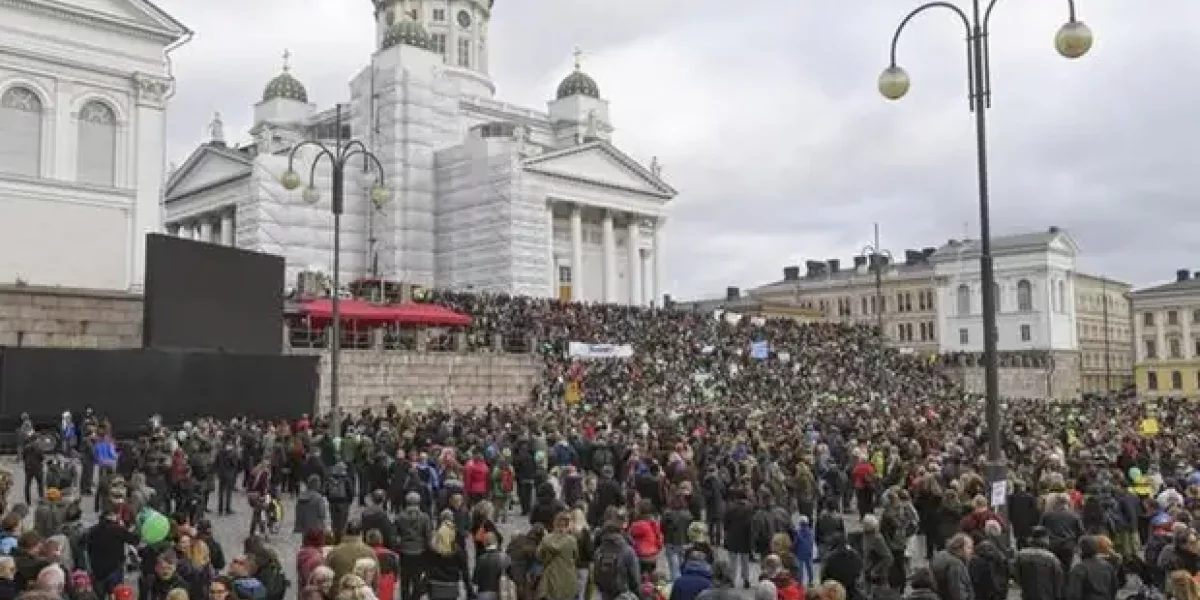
left=1145, top=339, right=1157, bottom=359
left=1194, top=338, right=1200, bottom=358
left=0, top=86, right=43, bottom=176
left=558, top=265, right=571, bottom=284
left=927, top=321, right=935, bottom=341
left=861, top=297, right=868, bottom=315
left=1172, top=370, right=1183, bottom=390
left=430, top=34, right=447, bottom=58
left=956, top=284, right=970, bottom=316
left=77, top=100, right=117, bottom=186
left=457, top=38, right=471, bottom=68
left=1168, top=310, right=1179, bottom=326
left=1016, top=279, right=1033, bottom=312
left=432, top=8, right=446, bottom=21
left=1057, top=280, right=1066, bottom=313
left=1170, top=337, right=1182, bottom=359
left=1147, top=371, right=1158, bottom=390
left=1020, top=324, right=1031, bottom=342
left=959, top=328, right=969, bottom=345
left=1143, top=312, right=1154, bottom=326
left=385, top=9, right=395, bottom=25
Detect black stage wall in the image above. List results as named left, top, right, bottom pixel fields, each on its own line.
left=143, top=233, right=285, bottom=354
left=0, top=347, right=317, bottom=434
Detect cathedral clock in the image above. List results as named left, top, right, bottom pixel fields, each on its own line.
left=457, top=10, right=472, bottom=28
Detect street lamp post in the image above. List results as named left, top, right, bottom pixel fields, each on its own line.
left=876, top=0, right=1093, bottom=504
left=862, top=223, right=893, bottom=341
left=280, top=104, right=391, bottom=421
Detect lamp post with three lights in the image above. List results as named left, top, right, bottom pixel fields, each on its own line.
left=876, top=0, right=1094, bottom=507
left=279, top=104, right=391, bottom=421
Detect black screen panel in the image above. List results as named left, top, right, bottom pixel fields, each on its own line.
left=0, top=347, right=317, bottom=436
left=143, top=233, right=285, bottom=354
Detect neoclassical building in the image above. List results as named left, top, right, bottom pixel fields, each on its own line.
left=0, top=0, right=189, bottom=291
left=164, top=0, right=676, bottom=305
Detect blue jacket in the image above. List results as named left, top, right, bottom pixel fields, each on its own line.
left=94, top=439, right=118, bottom=467
left=669, top=560, right=713, bottom=600
left=794, top=524, right=815, bottom=562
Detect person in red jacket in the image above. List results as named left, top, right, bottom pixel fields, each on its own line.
left=851, top=457, right=878, bottom=518
left=629, top=499, right=664, bottom=576
left=463, top=451, right=490, bottom=507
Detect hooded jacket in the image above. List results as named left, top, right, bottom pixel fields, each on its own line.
left=292, top=488, right=329, bottom=535
left=669, top=560, right=714, bottom=600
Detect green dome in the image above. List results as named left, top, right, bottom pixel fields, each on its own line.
left=263, top=71, right=308, bottom=103
left=556, top=70, right=599, bottom=100
left=382, top=20, right=431, bottom=51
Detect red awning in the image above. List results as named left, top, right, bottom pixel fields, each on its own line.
left=296, top=299, right=472, bottom=327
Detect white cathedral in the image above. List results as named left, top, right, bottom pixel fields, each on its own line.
left=164, top=0, right=676, bottom=305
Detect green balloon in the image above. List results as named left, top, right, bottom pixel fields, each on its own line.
left=141, top=511, right=170, bottom=544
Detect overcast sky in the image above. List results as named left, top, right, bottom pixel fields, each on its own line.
left=154, top=0, right=1196, bottom=300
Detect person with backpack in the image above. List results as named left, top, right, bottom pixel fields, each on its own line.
left=324, top=463, right=355, bottom=542
left=592, top=521, right=641, bottom=600
left=492, top=459, right=516, bottom=524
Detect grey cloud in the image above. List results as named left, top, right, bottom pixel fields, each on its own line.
left=154, top=0, right=1200, bottom=298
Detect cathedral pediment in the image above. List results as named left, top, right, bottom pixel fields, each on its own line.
left=164, top=144, right=253, bottom=203
left=522, top=141, right=676, bottom=200
left=41, top=0, right=189, bottom=40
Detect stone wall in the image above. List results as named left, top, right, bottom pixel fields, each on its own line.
left=943, top=351, right=1081, bottom=399
left=0, top=284, right=142, bottom=348
left=290, top=349, right=543, bottom=413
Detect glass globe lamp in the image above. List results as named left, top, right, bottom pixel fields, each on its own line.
left=1055, top=21, right=1093, bottom=59
left=280, top=170, right=302, bottom=191
left=301, top=186, right=320, bottom=204
left=370, top=185, right=391, bottom=209
left=878, top=65, right=911, bottom=100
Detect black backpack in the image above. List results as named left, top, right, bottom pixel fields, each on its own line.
left=593, top=540, right=624, bottom=596
left=325, top=475, right=352, bottom=503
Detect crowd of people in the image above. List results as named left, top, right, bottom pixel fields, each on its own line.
left=2, top=291, right=1197, bottom=600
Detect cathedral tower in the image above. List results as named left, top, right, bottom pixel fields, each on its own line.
left=371, top=0, right=496, bottom=98
left=547, top=47, right=612, bottom=148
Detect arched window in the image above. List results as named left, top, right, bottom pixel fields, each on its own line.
left=956, top=284, right=970, bottom=316
left=0, top=86, right=44, bottom=176
left=1016, top=279, right=1033, bottom=312
left=77, top=100, right=117, bottom=186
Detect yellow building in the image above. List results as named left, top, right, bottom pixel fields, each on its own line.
left=1132, top=269, right=1200, bottom=398
left=750, top=252, right=942, bottom=354
left=1073, top=273, right=1134, bottom=394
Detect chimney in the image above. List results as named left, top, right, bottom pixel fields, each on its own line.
left=783, top=266, right=800, bottom=281
left=827, top=259, right=840, bottom=274
left=905, top=250, right=921, bottom=265
left=1177, top=269, right=1190, bottom=283
left=947, top=239, right=958, bottom=246
left=1048, top=226, right=1060, bottom=234
left=879, top=255, right=891, bottom=268
left=726, top=286, right=740, bottom=300
left=922, top=247, right=936, bottom=259
left=805, top=260, right=822, bottom=277
left=853, top=255, right=867, bottom=269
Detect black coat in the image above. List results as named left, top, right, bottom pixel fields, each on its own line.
left=722, top=500, right=754, bottom=554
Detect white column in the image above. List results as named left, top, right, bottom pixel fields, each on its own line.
left=220, top=212, right=235, bottom=246
left=569, top=205, right=584, bottom=302
left=546, top=204, right=557, bottom=297
left=626, top=216, right=641, bottom=305
left=652, top=219, right=665, bottom=306
left=130, top=74, right=172, bottom=291
left=179, top=222, right=193, bottom=240
left=1155, top=311, right=1166, bottom=359
left=601, top=211, right=616, bottom=303
left=640, top=250, right=651, bottom=305
left=199, top=218, right=214, bottom=243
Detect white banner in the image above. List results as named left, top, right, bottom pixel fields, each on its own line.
left=568, top=342, right=634, bottom=359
